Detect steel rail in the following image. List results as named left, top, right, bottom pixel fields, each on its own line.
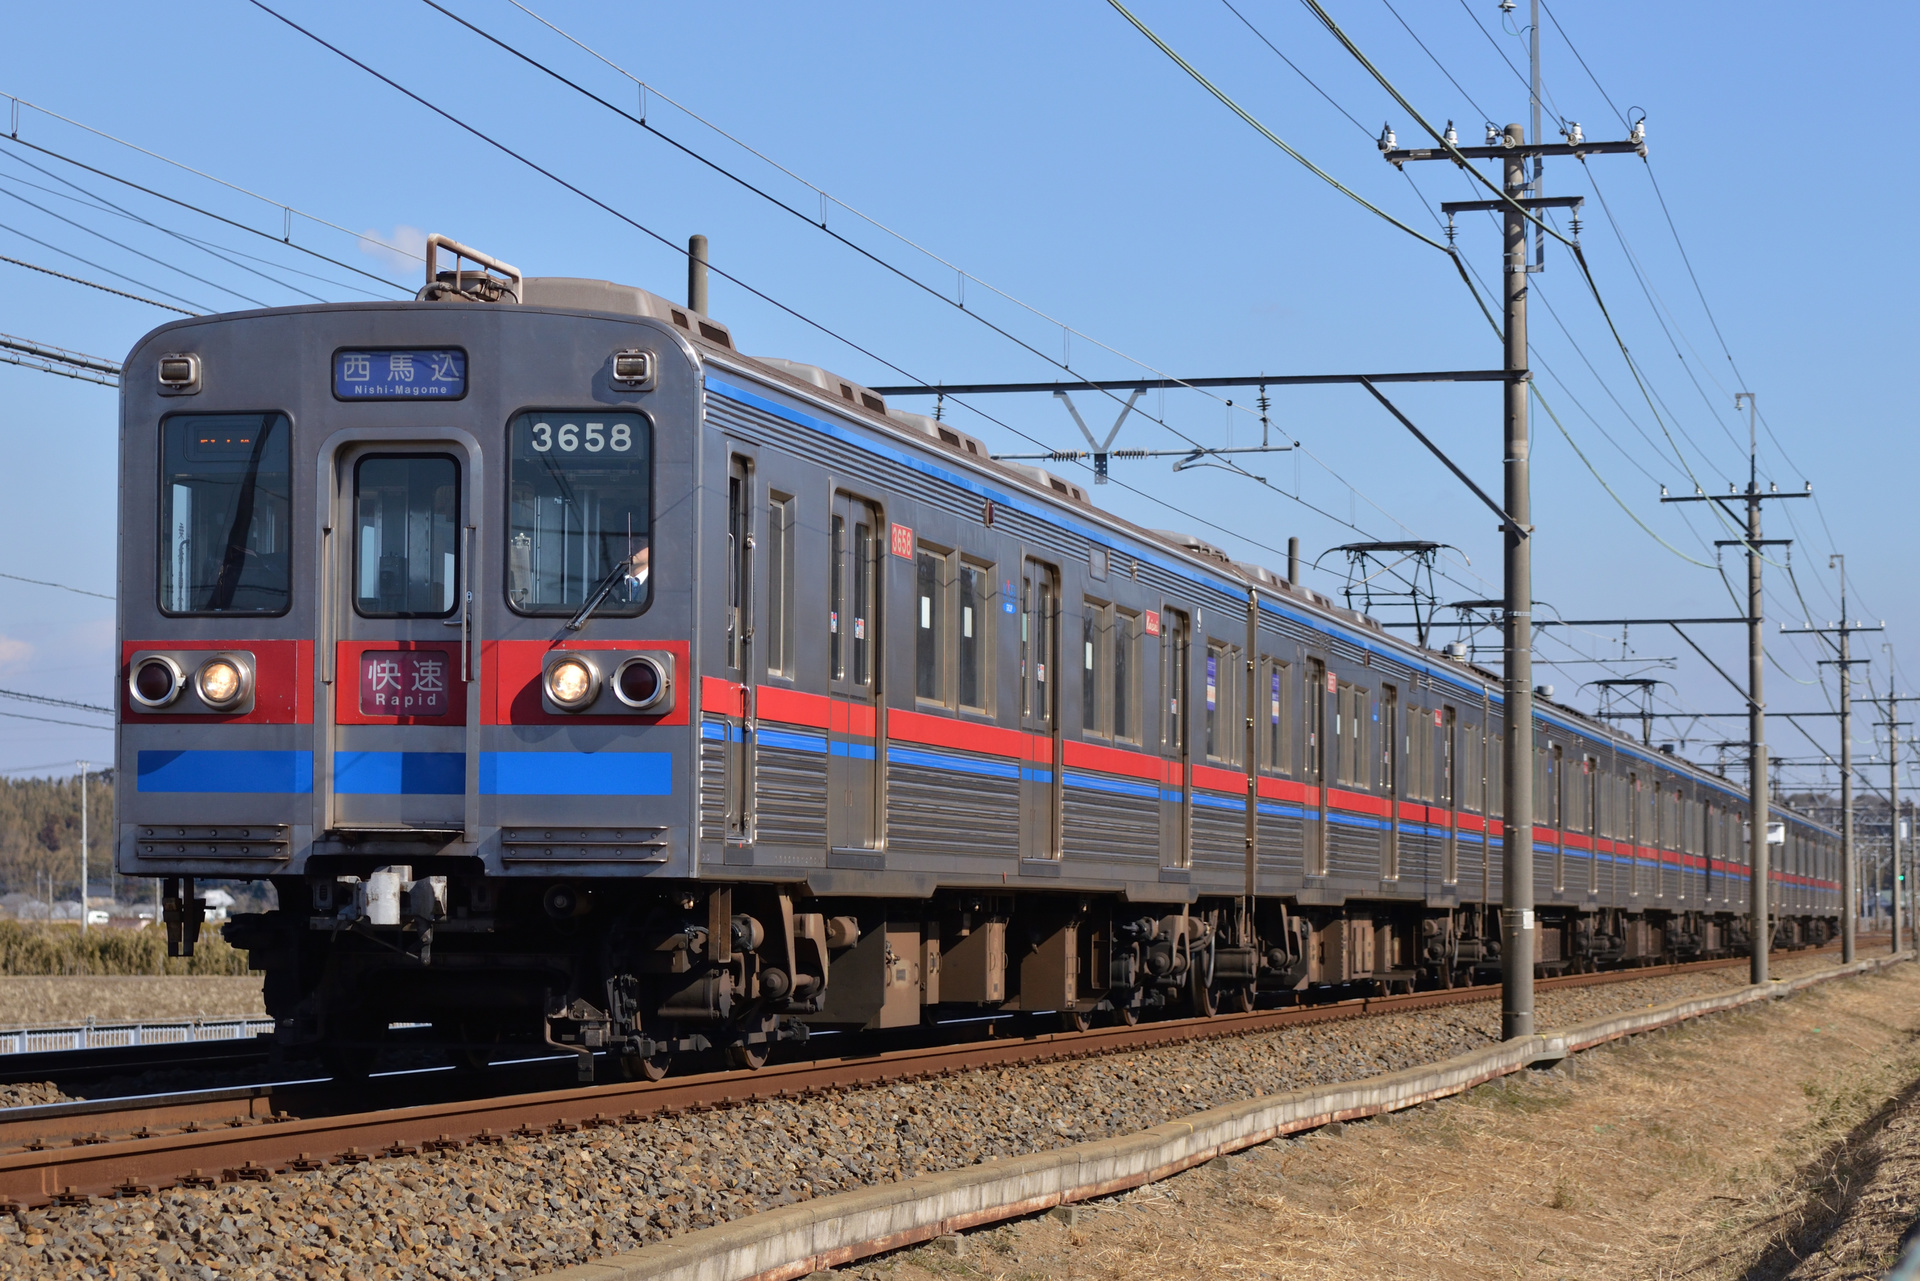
left=0, top=942, right=1861, bottom=1208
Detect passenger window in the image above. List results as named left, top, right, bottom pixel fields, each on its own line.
left=1113, top=608, right=1139, bottom=742
left=916, top=546, right=950, bottom=704
left=1205, top=642, right=1240, bottom=763
left=1260, top=657, right=1290, bottom=772
left=159, top=413, right=292, bottom=615
left=354, top=454, right=459, bottom=618
left=765, top=494, right=795, bottom=678
left=505, top=411, right=651, bottom=616
left=958, top=561, right=990, bottom=712
left=1021, top=563, right=1057, bottom=727
left=1082, top=599, right=1109, bottom=737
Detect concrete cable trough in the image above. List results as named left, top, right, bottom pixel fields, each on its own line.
left=551, top=953, right=1910, bottom=1281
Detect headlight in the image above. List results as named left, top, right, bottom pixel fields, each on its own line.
left=194, top=654, right=252, bottom=710
left=612, top=655, right=669, bottom=710
left=545, top=656, right=599, bottom=710
left=129, top=656, right=184, bottom=709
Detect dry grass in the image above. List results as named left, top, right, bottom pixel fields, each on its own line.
left=0, top=975, right=265, bottom=1026
left=873, top=963, right=1920, bottom=1281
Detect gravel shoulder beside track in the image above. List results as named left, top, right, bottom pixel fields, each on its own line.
left=0, top=950, right=1871, bottom=1280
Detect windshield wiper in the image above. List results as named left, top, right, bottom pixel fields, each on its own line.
left=565, top=547, right=648, bottom=632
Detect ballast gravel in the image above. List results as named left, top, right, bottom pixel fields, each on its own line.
left=0, top=953, right=1858, bottom=1279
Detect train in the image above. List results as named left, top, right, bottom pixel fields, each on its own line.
left=113, top=235, right=1841, bottom=1078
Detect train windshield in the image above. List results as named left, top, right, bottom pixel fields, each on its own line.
left=158, top=413, right=292, bottom=615
left=506, top=411, right=652, bottom=616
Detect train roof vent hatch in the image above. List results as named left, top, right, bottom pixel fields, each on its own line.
left=1153, top=530, right=1232, bottom=564
left=517, top=277, right=735, bottom=349
left=885, top=407, right=987, bottom=458
left=755, top=358, right=887, bottom=414
left=1007, top=463, right=1091, bottom=507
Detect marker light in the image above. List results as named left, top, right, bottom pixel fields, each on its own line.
left=194, top=655, right=252, bottom=710
left=130, top=656, right=185, bottom=709
left=613, top=655, right=669, bottom=710
left=546, top=657, right=599, bottom=710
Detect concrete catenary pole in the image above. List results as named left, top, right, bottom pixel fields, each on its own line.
left=1501, top=122, right=1535, bottom=1040
left=687, top=234, right=710, bottom=315
left=1892, top=691, right=1903, bottom=954
left=1835, top=558, right=1856, bottom=961
left=1736, top=392, right=1769, bottom=985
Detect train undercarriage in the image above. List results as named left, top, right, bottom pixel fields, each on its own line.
left=199, top=868, right=1832, bottom=1081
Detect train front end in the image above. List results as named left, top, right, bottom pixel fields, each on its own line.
left=116, top=265, right=723, bottom=1072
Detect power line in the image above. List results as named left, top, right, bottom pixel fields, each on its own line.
left=0, top=687, right=112, bottom=716
left=1105, top=0, right=1448, bottom=251
left=2, top=92, right=425, bottom=274
left=0, top=214, right=209, bottom=312
left=263, top=0, right=1493, bottom=606
left=0, top=250, right=193, bottom=314
left=0, top=569, right=112, bottom=600
left=0, top=709, right=111, bottom=731
left=0, top=150, right=332, bottom=305
left=0, top=178, right=264, bottom=307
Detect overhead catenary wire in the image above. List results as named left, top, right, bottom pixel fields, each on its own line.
left=0, top=180, right=266, bottom=308
left=0, top=214, right=210, bottom=312
left=2, top=93, right=425, bottom=277
left=0, top=250, right=193, bottom=314
left=265, top=0, right=1503, bottom=608
left=0, top=149, right=339, bottom=305
left=0, top=570, right=112, bottom=600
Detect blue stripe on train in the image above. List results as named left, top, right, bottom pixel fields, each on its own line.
left=137, top=749, right=314, bottom=794
left=136, top=749, right=671, bottom=796
left=479, top=752, right=672, bottom=796
left=335, top=751, right=465, bottom=795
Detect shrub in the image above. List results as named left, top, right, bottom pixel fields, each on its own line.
left=0, top=921, right=250, bottom=976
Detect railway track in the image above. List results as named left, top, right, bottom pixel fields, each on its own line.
left=0, top=944, right=1863, bottom=1208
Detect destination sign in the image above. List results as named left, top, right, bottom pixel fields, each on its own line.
left=333, top=348, right=466, bottom=400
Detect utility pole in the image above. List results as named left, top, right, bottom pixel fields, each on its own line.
left=1782, top=555, right=1880, bottom=962
left=1862, top=675, right=1916, bottom=953
left=77, top=761, right=88, bottom=934
left=1384, top=105, right=1644, bottom=1040
left=1661, top=394, right=1807, bottom=984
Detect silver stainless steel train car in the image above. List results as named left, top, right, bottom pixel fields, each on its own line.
left=116, top=238, right=1841, bottom=1077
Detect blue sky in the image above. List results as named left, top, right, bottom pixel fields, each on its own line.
left=0, top=1, right=1911, bottom=792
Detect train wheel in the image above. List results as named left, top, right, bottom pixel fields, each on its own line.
left=725, top=1040, right=770, bottom=1071
left=1227, top=984, right=1258, bottom=1014
left=1187, top=972, right=1219, bottom=1018
left=620, top=1050, right=672, bottom=1081
left=1112, top=1000, right=1141, bottom=1026
left=724, top=1014, right=777, bottom=1070
left=1060, top=1007, right=1094, bottom=1033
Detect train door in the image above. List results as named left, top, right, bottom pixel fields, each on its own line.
left=1628, top=773, right=1643, bottom=899
left=1441, top=706, right=1458, bottom=883
left=1305, top=657, right=1327, bottom=875
left=1381, top=685, right=1398, bottom=879
left=722, top=454, right=754, bottom=841
left=1020, top=559, right=1061, bottom=860
left=324, top=443, right=474, bottom=837
left=828, top=493, right=882, bottom=854
left=1159, top=608, right=1191, bottom=870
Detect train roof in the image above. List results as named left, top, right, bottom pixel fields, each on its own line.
left=119, top=270, right=1833, bottom=834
